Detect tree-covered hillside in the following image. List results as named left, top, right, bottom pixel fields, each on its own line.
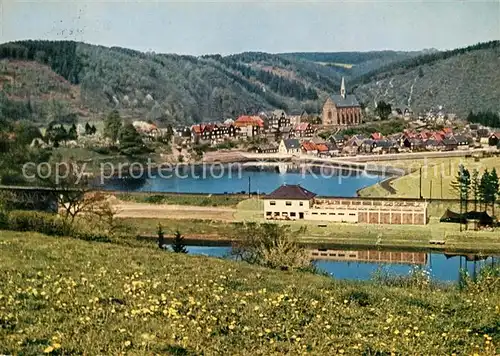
left=1, top=40, right=500, bottom=126
left=353, top=41, right=500, bottom=115
left=0, top=41, right=340, bottom=126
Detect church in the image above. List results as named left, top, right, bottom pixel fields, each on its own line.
left=322, top=78, right=362, bottom=126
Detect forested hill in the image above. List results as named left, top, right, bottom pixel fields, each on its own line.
left=0, top=40, right=499, bottom=127
left=280, top=50, right=431, bottom=77
left=0, top=41, right=347, bottom=126
left=352, top=41, right=500, bottom=115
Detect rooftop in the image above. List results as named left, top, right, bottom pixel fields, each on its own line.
left=330, top=94, right=360, bottom=108
left=265, top=184, right=317, bottom=200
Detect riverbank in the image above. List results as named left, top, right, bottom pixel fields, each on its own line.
left=121, top=216, right=500, bottom=254
left=1, top=231, right=499, bottom=355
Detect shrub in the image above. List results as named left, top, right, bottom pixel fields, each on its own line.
left=144, top=195, right=166, bottom=204
left=7, top=210, right=72, bottom=236
left=459, top=265, right=500, bottom=293
left=232, top=223, right=312, bottom=272
left=371, top=265, right=432, bottom=289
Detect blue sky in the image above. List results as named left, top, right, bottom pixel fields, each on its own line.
left=1, top=1, right=499, bottom=55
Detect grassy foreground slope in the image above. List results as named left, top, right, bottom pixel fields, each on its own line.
left=1, top=232, right=499, bottom=355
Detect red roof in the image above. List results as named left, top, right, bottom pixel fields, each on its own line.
left=316, top=143, right=329, bottom=152
left=301, top=141, right=317, bottom=152
left=235, top=116, right=264, bottom=128
left=371, top=132, right=383, bottom=140
left=295, top=123, right=311, bottom=132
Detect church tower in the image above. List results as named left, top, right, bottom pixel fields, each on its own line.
left=340, top=77, right=346, bottom=99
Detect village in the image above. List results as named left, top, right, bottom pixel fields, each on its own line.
left=130, top=78, right=500, bottom=160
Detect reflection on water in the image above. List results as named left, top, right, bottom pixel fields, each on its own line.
left=101, top=164, right=383, bottom=196
left=180, top=245, right=499, bottom=282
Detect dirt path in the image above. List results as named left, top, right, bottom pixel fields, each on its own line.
left=114, top=201, right=238, bottom=221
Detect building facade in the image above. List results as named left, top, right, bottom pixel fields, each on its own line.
left=264, top=185, right=428, bottom=225
left=322, top=78, right=362, bottom=127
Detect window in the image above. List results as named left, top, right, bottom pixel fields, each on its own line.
left=282, top=212, right=288, bottom=216
left=290, top=212, right=296, bottom=217
left=270, top=201, right=276, bottom=206
left=266, top=212, right=272, bottom=216
left=285, top=201, right=292, bottom=206
left=299, top=202, right=304, bottom=206
left=338, top=213, right=345, bottom=216
left=312, top=212, right=318, bottom=215
left=329, top=213, right=335, bottom=215
left=321, top=213, right=327, bottom=215
left=349, top=213, right=356, bottom=216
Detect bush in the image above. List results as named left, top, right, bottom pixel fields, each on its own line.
left=232, top=223, right=312, bottom=272
left=7, top=210, right=72, bottom=236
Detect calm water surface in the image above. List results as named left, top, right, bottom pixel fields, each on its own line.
left=104, top=165, right=383, bottom=196
left=182, top=246, right=499, bottom=282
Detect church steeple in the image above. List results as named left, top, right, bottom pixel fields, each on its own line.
left=340, top=77, right=346, bottom=99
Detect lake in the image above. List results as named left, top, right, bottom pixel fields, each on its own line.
left=103, top=164, right=384, bottom=196
left=181, top=245, right=499, bottom=282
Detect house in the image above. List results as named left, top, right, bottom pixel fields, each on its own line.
left=488, top=132, right=500, bottom=146
left=453, top=135, right=471, bottom=149
left=288, top=115, right=302, bottom=127
left=425, top=139, right=445, bottom=151
left=221, top=123, right=238, bottom=138
left=264, top=185, right=428, bottom=224
left=301, top=141, right=318, bottom=155
left=263, top=184, right=316, bottom=220
left=316, top=143, right=331, bottom=157
left=442, top=137, right=458, bottom=151
left=235, top=115, right=264, bottom=137
left=372, top=140, right=398, bottom=154
left=278, top=126, right=295, bottom=139
left=133, top=121, right=161, bottom=139
left=255, top=143, right=278, bottom=154
left=322, top=77, right=362, bottom=126
left=361, top=139, right=375, bottom=154
left=329, top=134, right=345, bottom=147
left=278, top=139, right=301, bottom=155
left=370, top=132, right=383, bottom=141
left=294, top=123, right=314, bottom=137
left=268, top=110, right=289, bottom=129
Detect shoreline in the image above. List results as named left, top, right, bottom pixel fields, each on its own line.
left=138, top=234, right=500, bottom=255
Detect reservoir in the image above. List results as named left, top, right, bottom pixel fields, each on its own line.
left=183, top=245, right=499, bottom=283
left=103, top=164, right=384, bottom=196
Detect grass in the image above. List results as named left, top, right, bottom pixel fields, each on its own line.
left=360, top=156, right=500, bottom=201
left=1, top=231, right=499, bottom=355
left=116, top=193, right=246, bottom=208
left=123, top=217, right=500, bottom=253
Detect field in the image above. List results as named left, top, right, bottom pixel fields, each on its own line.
left=1, top=231, right=499, bottom=355
left=116, top=193, right=246, bottom=208
left=359, top=156, right=500, bottom=200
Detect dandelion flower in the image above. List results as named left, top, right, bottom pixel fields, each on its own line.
left=43, top=346, right=54, bottom=353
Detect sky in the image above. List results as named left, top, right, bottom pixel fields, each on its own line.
left=1, top=0, right=499, bottom=55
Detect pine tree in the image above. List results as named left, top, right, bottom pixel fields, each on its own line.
left=451, top=164, right=471, bottom=216
left=489, top=168, right=499, bottom=216
left=479, top=169, right=491, bottom=213
left=103, top=110, right=122, bottom=143
left=470, top=169, right=480, bottom=211
left=172, top=230, right=188, bottom=254
left=118, top=123, right=146, bottom=156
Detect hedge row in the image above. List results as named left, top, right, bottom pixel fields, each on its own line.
left=0, top=210, right=112, bottom=242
